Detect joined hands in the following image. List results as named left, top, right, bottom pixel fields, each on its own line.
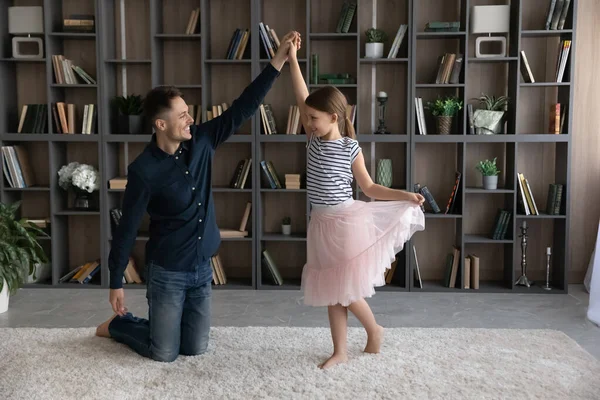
left=270, top=31, right=302, bottom=70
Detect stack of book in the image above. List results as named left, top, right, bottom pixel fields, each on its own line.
left=285, top=174, right=301, bottom=189
left=424, top=21, right=460, bottom=32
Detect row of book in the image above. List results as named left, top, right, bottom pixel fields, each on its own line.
left=549, top=103, right=566, bottom=134
left=226, top=28, right=251, bottom=60
left=230, top=158, right=252, bottom=189
left=414, top=97, right=428, bottom=135
left=517, top=172, right=539, bottom=215
left=51, top=54, right=96, bottom=85
left=260, top=160, right=283, bottom=189
left=555, top=40, right=572, bottom=83
left=386, top=24, right=408, bottom=59
left=211, top=254, right=227, bottom=285
left=442, top=247, right=481, bottom=289
left=186, top=103, right=230, bottom=123
left=262, top=249, right=283, bottom=285
left=413, top=172, right=461, bottom=215
left=433, top=53, right=463, bottom=84
left=490, top=208, right=512, bottom=240
left=260, top=104, right=303, bottom=135
left=335, top=1, right=356, bottom=34
left=184, top=7, right=201, bottom=34
left=520, top=41, right=571, bottom=84
left=544, top=0, right=571, bottom=30
left=58, top=259, right=101, bottom=284
left=545, top=183, right=564, bottom=215
left=110, top=200, right=251, bottom=240
left=260, top=104, right=355, bottom=135
left=259, top=104, right=278, bottom=135
left=17, top=104, right=47, bottom=134
left=2, top=145, right=35, bottom=188
left=18, top=102, right=97, bottom=135
left=258, top=22, right=279, bottom=60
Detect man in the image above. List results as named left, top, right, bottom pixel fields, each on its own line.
left=95, top=31, right=299, bottom=362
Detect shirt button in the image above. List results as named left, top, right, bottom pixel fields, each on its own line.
left=198, top=202, right=201, bottom=206
left=185, top=171, right=189, bottom=174
left=175, top=156, right=179, bottom=160
left=192, top=187, right=195, bottom=190
left=198, top=236, right=202, bottom=240
left=199, top=219, right=202, bottom=222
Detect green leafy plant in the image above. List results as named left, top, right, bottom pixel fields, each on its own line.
left=114, top=94, right=143, bottom=115
left=0, top=201, right=49, bottom=296
left=425, top=96, right=463, bottom=117
left=365, top=28, right=387, bottom=43
left=282, top=217, right=291, bottom=225
left=475, top=157, right=501, bottom=176
left=474, top=93, right=509, bottom=111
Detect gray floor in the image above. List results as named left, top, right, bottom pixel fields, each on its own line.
left=1, top=284, right=599, bottom=360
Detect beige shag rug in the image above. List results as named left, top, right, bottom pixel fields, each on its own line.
left=1, top=327, right=599, bottom=400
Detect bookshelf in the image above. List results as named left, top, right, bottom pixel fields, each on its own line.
left=0, top=0, right=576, bottom=294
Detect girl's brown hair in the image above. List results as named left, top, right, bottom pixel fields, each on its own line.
left=305, top=86, right=356, bottom=139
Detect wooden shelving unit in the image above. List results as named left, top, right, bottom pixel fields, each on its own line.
left=0, top=0, right=576, bottom=294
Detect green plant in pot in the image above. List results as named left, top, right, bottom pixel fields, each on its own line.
left=472, top=93, right=509, bottom=135
left=425, top=96, right=463, bottom=134
left=282, top=216, right=291, bottom=236
left=114, top=94, right=145, bottom=134
left=365, top=28, right=387, bottom=59
left=0, top=201, right=49, bottom=314
left=476, top=157, right=501, bottom=190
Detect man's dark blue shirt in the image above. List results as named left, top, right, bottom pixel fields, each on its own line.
left=108, top=63, right=280, bottom=289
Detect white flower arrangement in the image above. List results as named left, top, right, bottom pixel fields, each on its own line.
left=58, top=162, right=100, bottom=194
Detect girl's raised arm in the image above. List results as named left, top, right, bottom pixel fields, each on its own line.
left=288, top=36, right=312, bottom=138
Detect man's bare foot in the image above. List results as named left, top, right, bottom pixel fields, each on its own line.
left=364, top=325, right=384, bottom=353
left=95, top=314, right=118, bottom=338
left=318, top=353, right=348, bottom=369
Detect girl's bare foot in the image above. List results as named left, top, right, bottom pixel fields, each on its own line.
left=95, top=314, right=118, bottom=338
left=364, top=325, right=384, bottom=353
left=318, top=353, right=348, bottom=369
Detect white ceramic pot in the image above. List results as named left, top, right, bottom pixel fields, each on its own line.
left=0, top=278, right=9, bottom=314
left=282, top=224, right=291, bottom=235
left=365, top=42, right=384, bottom=58
left=27, top=263, right=51, bottom=283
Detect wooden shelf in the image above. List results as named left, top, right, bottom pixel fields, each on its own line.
left=0, top=0, right=574, bottom=294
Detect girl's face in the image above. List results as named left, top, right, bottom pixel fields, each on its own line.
left=305, top=106, right=336, bottom=137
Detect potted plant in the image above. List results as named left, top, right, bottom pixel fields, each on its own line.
left=476, top=157, right=501, bottom=190
left=365, top=28, right=387, bottom=59
left=0, top=201, right=49, bottom=313
left=472, top=93, right=509, bottom=135
left=425, top=96, right=463, bottom=134
left=114, top=94, right=145, bottom=134
left=58, top=162, right=101, bottom=210
left=281, top=217, right=291, bottom=236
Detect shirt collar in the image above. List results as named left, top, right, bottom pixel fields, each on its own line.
left=149, top=133, right=190, bottom=160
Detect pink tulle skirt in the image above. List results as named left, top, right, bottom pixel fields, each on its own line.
left=301, top=198, right=425, bottom=307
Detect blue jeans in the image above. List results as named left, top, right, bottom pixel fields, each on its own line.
left=108, top=261, right=212, bottom=362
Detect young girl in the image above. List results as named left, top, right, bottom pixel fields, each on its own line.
left=288, top=33, right=426, bottom=369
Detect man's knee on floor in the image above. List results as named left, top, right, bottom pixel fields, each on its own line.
left=179, top=340, right=209, bottom=357
left=151, top=350, right=179, bottom=363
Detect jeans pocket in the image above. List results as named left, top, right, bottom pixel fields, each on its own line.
left=147, top=262, right=186, bottom=295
